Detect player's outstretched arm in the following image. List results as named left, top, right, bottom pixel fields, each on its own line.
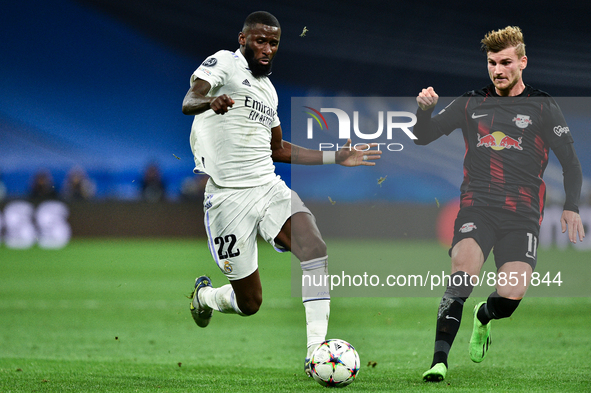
left=270, top=126, right=381, bottom=166
left=335, top=139, right=382, bottom=166
left=182, top=78, right=235, bottom=116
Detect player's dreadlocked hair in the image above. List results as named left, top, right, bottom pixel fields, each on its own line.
left=243, top=11, right=280, bottom=31
left=481, top=26, right=526, bottom=58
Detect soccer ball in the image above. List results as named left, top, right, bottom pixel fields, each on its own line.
left=309, top=339, right=360, bottom=387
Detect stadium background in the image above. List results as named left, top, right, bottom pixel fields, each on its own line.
left=2, top=3, right=591, bottom=391
left=1, top=0, right=590, bottom=241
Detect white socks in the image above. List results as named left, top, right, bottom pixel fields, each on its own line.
left=301, top=256, right=331, bottom=353
left=304, top=299, right=330, bottom=356
left=194, top=284, right=245, bottom=315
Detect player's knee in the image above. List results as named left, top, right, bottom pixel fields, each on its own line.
left=450, top=239, right=483, bottom=277
left=238, top=294, right=262, bottom=316
left=300, top=236, right=327, bottom=261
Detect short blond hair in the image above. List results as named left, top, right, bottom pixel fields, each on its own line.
left=481, top=26, right=526, bottom=58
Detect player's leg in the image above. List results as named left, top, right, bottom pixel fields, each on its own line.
left=256, top=183, right=330, bottom=375
left=471, top=229, right=536, bottom=362
left=278, top=211, right=330, bottom=347
left=191, top=184, right=263, bottom=325
left=495, top=261, right=532, bottom=299
left=424, top=208, right=493, bottom=382
left=195, top=259, right=264, bottom=318
left=273, top=191, right=330, bottom=375
left=276, top=211, right=331, bottom=371
left=228, top=269, right=263, bottom=315
left=476, top=262, right=531, bottom=325
left=192, top=273, right=256, bottom=320
left=275, top=211, right=327, bottom=262
left=423, top=238, right=483, bottom=381
left=468, top=262, right=529, bottom=363
left=191, top=250, right=260, bottom=321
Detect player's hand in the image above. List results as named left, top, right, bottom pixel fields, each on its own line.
left=561, top=210, right=585, bottom=244
left=210, top=94, right=235, bottom=114
left=417, top=86, right=439, bottom=111
left=336, top=139, right=382, bottom=167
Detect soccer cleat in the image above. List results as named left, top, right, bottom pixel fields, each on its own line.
left=422, top=362, right=447, bottom=382
left=304, top=357, right=312, bottom=377
left=469, top=301, right=492, bottom=362
left=190, top=276, right=213, bottom=328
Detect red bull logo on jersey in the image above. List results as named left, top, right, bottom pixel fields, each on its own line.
left=477, top=131, right=523, bottom=151
left=512, top=114, right=532, bottom=129
left=498, top=135, right=523, bottom=150
left=476, top=134, right=496, bottom=148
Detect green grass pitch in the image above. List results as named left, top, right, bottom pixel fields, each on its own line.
left=1, top=239, right=590, bottom=392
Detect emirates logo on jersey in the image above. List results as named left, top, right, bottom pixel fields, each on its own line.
left=512, top=114, right=532, bottom=129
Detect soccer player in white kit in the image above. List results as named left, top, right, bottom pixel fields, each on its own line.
left=181, top=11, right=381, bottom=375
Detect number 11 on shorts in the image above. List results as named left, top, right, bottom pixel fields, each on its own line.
left=526, top=232, right=537, bottom=259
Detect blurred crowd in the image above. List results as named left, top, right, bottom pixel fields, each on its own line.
left=1, top=163, right=588, bottom=206
left=0, top=163, right=209, bottom=204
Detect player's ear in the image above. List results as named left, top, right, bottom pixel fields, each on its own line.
left=238, top=31, right=246, bottom=46
left=520, top=56, right=528, bottom=70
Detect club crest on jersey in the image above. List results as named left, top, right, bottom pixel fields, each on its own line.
left=512, top=114, right=532, bottom=128
left=223, top=260, right=233, bottom=274
left=459, top=222, right=477, bottom=233
left=201, top=57, right=217, bottom=67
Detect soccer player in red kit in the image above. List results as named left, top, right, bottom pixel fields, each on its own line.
left=413, top=26, right=585, bottom=382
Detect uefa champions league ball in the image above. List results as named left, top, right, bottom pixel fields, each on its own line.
left=309, top=339, right=360, bottom=387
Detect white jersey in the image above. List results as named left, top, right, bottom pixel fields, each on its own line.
left=189, top=49, right=281, bottom=188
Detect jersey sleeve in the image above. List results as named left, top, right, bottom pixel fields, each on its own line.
left=434, top=95, right=470, bottom=135
left=190, top=50, right=235, bottom=91
left=553, top=143, right=583, bottom=212
left=540, top=97, right=574, bottom=149
left=413, top=95, right=468, bottom=145
left=269, top=83, right=280, bottom=128
left=271, top=115, right=280, bottom=129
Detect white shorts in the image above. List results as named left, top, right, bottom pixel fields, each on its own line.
left=203, top=176, right=311, bottom=280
